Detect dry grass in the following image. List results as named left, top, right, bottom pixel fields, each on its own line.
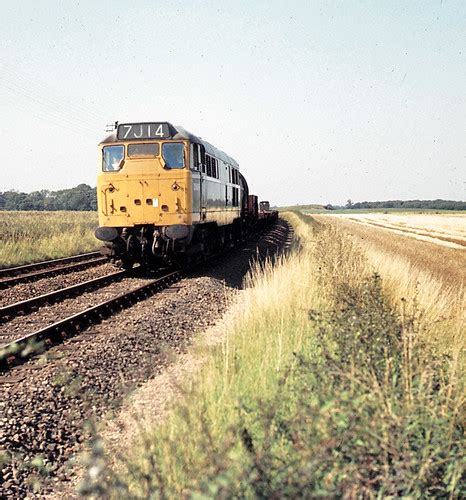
left=0, top=211, right=99, bottom=267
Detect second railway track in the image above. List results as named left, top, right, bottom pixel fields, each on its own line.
left=0, top=253, right=106, bottom=290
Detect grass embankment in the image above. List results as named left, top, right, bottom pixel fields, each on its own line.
left=82, top=213, right=464, bottom=497
left=0, top=211, right=99, bottom=267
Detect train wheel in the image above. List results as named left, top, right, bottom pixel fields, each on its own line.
left=120, top=257, right=134, bottom=270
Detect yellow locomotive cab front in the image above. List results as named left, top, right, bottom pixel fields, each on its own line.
left=97, top=140, right=191, bottom=229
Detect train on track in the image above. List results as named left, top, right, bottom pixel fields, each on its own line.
left=95, top=122, right=277, bottom=269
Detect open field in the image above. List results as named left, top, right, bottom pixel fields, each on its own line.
left=82, top=213, right=464, bottom=497
left=0, top=211, right=99, bottom=268
left=319, top=212, right=466, bottom=249
left=279, top=205, right=465, bottom=215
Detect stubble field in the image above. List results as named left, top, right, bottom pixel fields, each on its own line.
left=319, top=212, right=466, bottom=249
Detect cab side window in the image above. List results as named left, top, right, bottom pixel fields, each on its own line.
left=191, top=143, right=199, bottom=170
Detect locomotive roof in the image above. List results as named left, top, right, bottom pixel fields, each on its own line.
left=101, top=122, right=239, bottom=167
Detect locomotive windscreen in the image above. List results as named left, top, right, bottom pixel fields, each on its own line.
left=117, top=123, right=172, bottom=140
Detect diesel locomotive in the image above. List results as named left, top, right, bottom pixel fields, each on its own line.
left=95, top=122, right=275, bottom=269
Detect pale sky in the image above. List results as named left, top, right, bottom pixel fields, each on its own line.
left=0, top=0, right=464, bottom=205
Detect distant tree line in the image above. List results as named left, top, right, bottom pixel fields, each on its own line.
left=323, top=199, right=465, bottom=210
left=0, top=184, right=97, bottom=211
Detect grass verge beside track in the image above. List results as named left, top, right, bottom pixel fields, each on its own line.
left=81, top=213, right=464, bottom=497
left=0, top=211, right=99, bottom=267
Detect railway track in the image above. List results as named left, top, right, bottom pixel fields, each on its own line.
left=0, top=221, right=277, bottom=372
left=0, top=268, right=181, bottom=372
left=0, top=252, right=106, bottom=290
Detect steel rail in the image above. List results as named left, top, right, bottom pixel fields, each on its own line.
left=0, top=251, right=102, bottom=279
left=0, top=269, right=126, bottom=322
left=0, top=269, right=181, bottom=371
left=0, top=256, right=107, bottom=290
